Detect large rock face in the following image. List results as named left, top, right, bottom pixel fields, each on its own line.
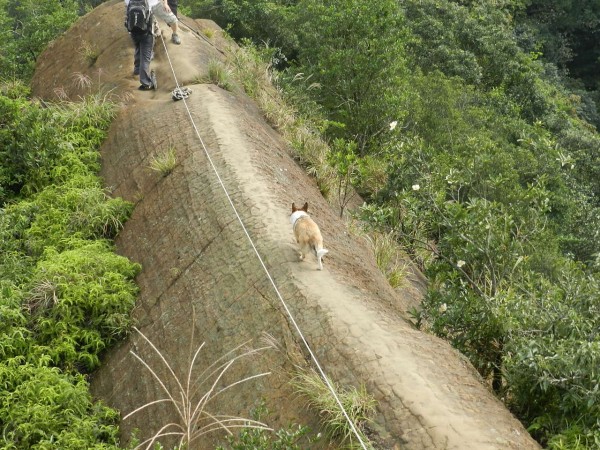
left=32, top=2, right=540, bottom=449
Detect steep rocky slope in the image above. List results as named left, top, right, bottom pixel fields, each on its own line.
left=31, top=1, right=540, bottom=449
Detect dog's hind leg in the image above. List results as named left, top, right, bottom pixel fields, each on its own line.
left=316, top=249, right=329, bottom=270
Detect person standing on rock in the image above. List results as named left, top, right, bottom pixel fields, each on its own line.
left=125, top=0, right=182, bottom=46
left=151, top=0, right=181, bottom=44
left=125, top=0, right=157, bottom=90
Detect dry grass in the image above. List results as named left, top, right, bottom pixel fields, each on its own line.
left=124, top=327, right=276, bottom=449
left=206, top=59, right=233, bottom=91
left=78, top=41, right=100, bottom=66
left=24, top=279, right=59, bottom=315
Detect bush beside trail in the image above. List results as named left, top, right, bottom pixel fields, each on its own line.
left=0, top=85, right=139, bottom=449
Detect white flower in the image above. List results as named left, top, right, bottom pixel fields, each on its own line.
left=412, top=184, right=420, bottom=191
left=457, top=260, right=466, bottom=268
left=438, top=303, right=448, bottom=313
left=389, top=121, right=398, bottom=131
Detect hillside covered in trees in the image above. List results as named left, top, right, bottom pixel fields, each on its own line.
left=0, top=0, right=599, bottom=449
left=182, top=0, right=600, bottom=448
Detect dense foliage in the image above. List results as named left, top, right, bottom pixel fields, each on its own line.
left=0, top=0, right=111, bottom=81
left=0, top=85, right=140, bottom=448
left=1, top=0, right=599, bottom=446
left=182, top=0, right=600, bottom=447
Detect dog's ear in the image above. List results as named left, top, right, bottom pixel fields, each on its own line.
left=292, top=202, right=297, bottom=213
left=302, top=202, right=309, bottom=212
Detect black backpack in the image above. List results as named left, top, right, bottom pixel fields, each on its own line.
left=126, top=0, right=152, bottom=33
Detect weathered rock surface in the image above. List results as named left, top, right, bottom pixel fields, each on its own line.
left=32, top=2, right=540, bottom=449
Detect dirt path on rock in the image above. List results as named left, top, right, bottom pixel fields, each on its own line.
left=31, top=3, right=540, bottom=449
left=199, top=85, right=538, bottom=450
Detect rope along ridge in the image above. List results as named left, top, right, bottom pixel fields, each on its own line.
left=156, top=30, right=369, bottom=450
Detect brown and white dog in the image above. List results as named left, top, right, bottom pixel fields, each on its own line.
left=290, top=202, right=328, bottom=270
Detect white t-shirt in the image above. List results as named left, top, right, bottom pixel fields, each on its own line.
left=124, top=0, right=161, bottom=7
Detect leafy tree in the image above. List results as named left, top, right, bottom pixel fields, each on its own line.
left=0, top=0, right=79, bottom=80
left=185, top=0, right=299, bottom=58
left=290, top=0, right=409, bottom=155
left=516, top=0, right=600, bottom=85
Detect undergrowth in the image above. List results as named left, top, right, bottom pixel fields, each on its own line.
left=0, top=81, right=139, bottom=448
left=216, top=400, right=316, bottom=450
left=291, top=369, right=377, bottom=449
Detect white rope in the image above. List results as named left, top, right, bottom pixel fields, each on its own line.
left=156, top=32, right=369, bottom=450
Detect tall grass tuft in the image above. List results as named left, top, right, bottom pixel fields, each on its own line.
left=148, top=147, right=177, bottom=177
left=228, top=43, right=337, bottom=196
left=124, top=327, right=275, bottom=449
left=206, top=59, right=233, bottom=91
left=291, top=368, right=376, bottom=449
left=363, top=230, right=408, bottom=289
left=78, top=41, right=100, bottom=66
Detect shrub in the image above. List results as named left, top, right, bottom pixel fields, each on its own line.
left=26, top=241, right=140, bottom=372
left=291, top=369, right=376, bottom=448
left=216, top=401, right=313, bottom=450
left=6, top=177, right=132, bottom=257
left=0, top=93, right=114, bottom=203
left=0, top=361, right=121, bottom=449
left=0, top=89, right=136, bottom=447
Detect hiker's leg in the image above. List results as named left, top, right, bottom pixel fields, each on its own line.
left=167, top=0, right=178, bottom=18
left=138, top=32, right=155, bottom=87
left=152, top=3, right=180, bottom=42
left=132, top=35, right=141, bottom=75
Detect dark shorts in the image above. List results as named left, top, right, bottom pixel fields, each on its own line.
left=167, top=0, right=178, bottom=18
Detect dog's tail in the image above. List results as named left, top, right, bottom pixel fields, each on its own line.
left=316, top=248, right=329, bottom=271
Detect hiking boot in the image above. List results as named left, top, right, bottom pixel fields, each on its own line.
left=138, top=84, right=153, bottom=91
left=171, top=33, right=181, bottom=45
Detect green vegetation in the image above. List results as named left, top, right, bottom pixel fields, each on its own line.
left=291, top=369, right=376, bottom=449
left=149, top=147, right=178, bottom=177
left=216, top=401, right=313, bottom=450
left=0, top=82, right=139, bottom=447
left=0, top=0, right=79, bottom=81
left=78, top=40, right=100, bottom=67
left=0, top=1, right=143, bottom=445
left=206, top=59, right=234, bottom=91
left=186, top=0, right=600, bottom=447
left=362, top=230, right=408, bottom=289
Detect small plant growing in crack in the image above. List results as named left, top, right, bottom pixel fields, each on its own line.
left=291, top=368, right=377, bottom=449
left=148, top=147, right=177, bottom=177
left=123, top=326, right=275, bottom=449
